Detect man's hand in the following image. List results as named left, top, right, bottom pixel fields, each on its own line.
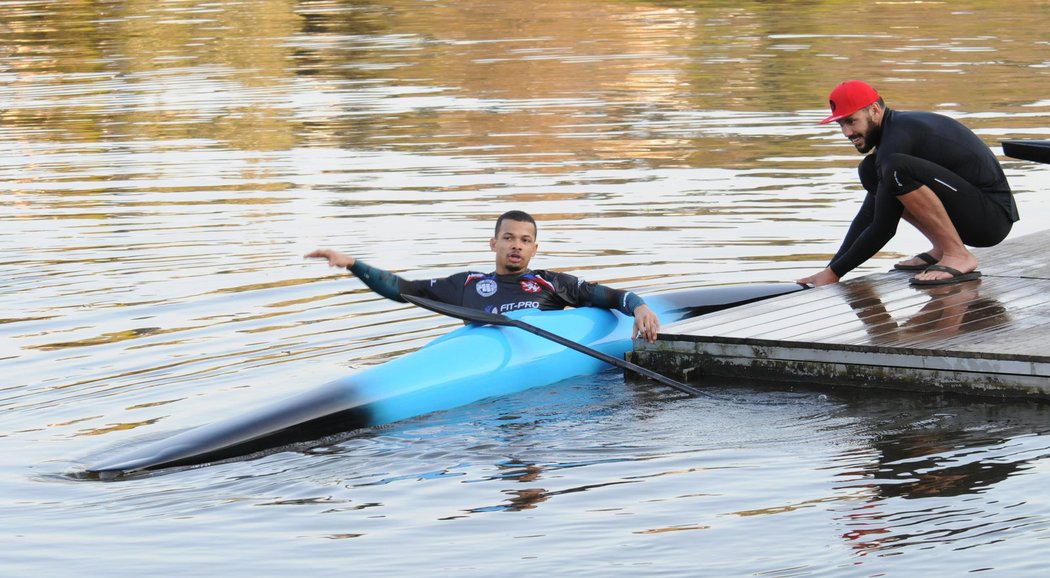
left=305, top=248, right=355, bottom=268
left=632, top=304, right=660, bottom=343
left=796, top=267, right=840, bottom=287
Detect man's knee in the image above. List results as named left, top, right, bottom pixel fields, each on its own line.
left=858, top=155, right=878, bottom=193
left=879, top=153, right=925, bottom=195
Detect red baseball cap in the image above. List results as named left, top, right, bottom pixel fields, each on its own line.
left=820, top=80, right=880, bottom=124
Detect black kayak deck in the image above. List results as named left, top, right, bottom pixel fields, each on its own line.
left=1003, top=139, right=1050, bottom=164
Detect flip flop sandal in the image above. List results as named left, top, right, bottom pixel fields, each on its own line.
left=910, top=264, right=981, bottom=286
left=893, top=252, right=938, bottom=271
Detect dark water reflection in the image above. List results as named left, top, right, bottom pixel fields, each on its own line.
left=828, top=392, right=1050, bottom=563
left=4, top=0, right=1050, bottom=576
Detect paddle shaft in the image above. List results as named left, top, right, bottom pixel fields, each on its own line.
left=503, top=317, right=707, bottom=396
left=402, top=294, right=707, bottom=397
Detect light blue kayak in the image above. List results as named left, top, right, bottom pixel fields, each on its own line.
left=81, top=283, right=804, bottom=479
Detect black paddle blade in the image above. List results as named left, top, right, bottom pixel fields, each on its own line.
left=402, top=294, right=512, bottom=326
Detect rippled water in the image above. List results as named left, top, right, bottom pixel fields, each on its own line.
left=4, top=1, right=1050, bottom=575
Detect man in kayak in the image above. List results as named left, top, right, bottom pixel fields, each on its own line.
left=307, top=210, right=663, bottom=342
left=797, top=80, right=1018, bottom=287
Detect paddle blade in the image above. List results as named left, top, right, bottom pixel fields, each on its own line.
left=402, top=294, right=512, bottom=326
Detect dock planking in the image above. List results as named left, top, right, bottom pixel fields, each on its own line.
left=631, top=229, right=1050, bottom=400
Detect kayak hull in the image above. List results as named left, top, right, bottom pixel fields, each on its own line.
left=1002, top=139, right=1050, bottom=164
left=81, top=283, right=804, bottom=479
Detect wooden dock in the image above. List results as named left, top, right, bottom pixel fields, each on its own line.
left=631, top=229, right=1050, bottom=400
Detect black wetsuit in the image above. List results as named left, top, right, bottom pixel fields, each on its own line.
left=348, top=261, right=645, bottom=316
left=828, top=108, right=1018, bottom=277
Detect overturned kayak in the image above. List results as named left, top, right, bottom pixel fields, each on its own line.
left=80, top=283, right=804, bottom=479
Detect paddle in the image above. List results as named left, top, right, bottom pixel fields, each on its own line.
left=401, top=294, right=708, bottom=397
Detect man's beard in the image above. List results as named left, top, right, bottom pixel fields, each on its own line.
left=503, top=255, right=525, bottom=273
left=856, top=122, right=882, bottom=154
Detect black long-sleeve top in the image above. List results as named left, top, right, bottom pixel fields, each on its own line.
left=349, top=261, right=645, bottom=316
left=828, top=108, right=1015, bottom=277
